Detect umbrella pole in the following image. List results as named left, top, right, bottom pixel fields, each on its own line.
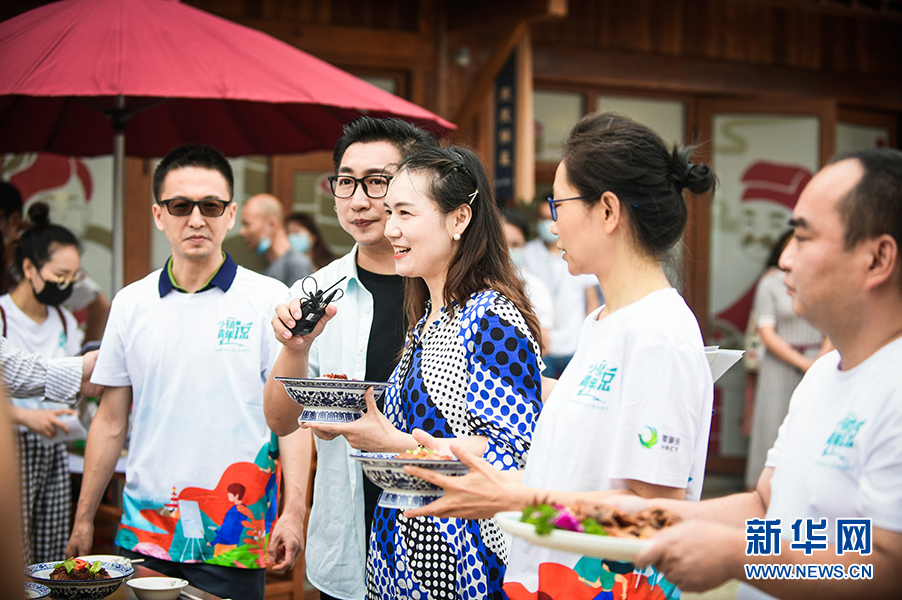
left=112, top=95, right=125, bottom=294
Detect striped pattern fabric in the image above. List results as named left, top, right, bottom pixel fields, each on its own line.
left=0, top=336, right=81, bottom=402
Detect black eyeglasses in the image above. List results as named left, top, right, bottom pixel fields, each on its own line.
left=329, top=174, right=393, bottom=199
left=546, top=195, right=589, bottom=221
left=158, top=198, right=232, bottom=217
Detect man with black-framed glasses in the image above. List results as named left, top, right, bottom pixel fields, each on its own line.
left=67, top=144, right=308, bottom=600
left=264, top=117, right=438, bottom=600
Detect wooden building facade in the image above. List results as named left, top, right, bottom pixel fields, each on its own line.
left=4, top=0, right=900, bottom=320
left=192, top=0, right=902, bottom=333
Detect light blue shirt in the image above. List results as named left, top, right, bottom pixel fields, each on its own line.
left=291, top=247, right=374, bottom=600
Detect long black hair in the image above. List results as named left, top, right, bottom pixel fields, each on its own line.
left=397, top=146, right=542, bottom=346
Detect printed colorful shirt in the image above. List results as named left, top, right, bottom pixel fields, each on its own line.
left=91, top=255, right=289, bottom=568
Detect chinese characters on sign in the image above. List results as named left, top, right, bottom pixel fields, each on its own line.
left=745, top=518, right=872, bottom=556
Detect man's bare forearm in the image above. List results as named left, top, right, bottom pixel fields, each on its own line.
left=73, top=386, right=130, bottom=524
left=263, top=347, right=309, bottom=435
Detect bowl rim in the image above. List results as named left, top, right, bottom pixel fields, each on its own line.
left=75, top=554, right=132, bottom=565
left=126, top=576, right=190, bottom=590
left=350, top=451, right=466, bottom=467
left=275, top=376, right=391, bottom=387
left=24, top=581, right=51, bottom=597
left=25, top=560, right=135, bottom=583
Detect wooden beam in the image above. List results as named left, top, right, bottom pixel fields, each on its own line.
left=533, top=43, right=902, bottom=111
left=720, top=0, right=902, bottom=23
left=230, top=18, right=425, bottom=66
left=453, top=20, right=529, bottom=133
left=514, top=29, right=536, bottom=205
left=447, top=0, right=568, bottom=31
left=123, top=157, right=152, bottom=286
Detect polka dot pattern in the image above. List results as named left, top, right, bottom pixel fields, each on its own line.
left=370, top=291, right=542, bottom=599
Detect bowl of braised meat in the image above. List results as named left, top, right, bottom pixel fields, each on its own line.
left=25, top=558, right=134, bottom=599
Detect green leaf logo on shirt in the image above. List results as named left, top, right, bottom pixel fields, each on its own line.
left=638, top=426, right=658, bottom=449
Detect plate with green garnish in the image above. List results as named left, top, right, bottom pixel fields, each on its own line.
left=496, top=504, right=658, bottom=562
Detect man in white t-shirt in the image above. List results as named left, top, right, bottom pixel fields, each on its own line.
left=615, top=148, right=902, bottom=599
left=66, top=145, right=307, bottom=600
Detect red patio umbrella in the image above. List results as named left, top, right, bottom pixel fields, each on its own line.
left=0, top=0, right=454, bottom=289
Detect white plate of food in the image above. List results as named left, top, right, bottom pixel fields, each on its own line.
left=496, top=505, right=679, bottom=563
left=275, top=375, right=391, bottom=423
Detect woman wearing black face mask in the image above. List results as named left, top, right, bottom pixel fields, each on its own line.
left=1, top=202, right=84, bottom=564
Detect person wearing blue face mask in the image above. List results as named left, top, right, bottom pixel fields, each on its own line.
left=240, top=194, right=313, bottom=286
left=502, top=207, right=553, bottom=354
left=522, top=196, right=600, bottom=377
left=286, top=211, right=336, bottom=271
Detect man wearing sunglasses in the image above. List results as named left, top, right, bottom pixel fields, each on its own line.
left=67, top=145, right=307, bottom=600
left=264, top=117, right=437, bottom=600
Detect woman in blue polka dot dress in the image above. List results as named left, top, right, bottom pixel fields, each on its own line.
left=305, top=145, right=543, bottom=599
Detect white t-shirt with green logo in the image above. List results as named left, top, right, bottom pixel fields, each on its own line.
left=505, top=287, right=713, bottom=590
left=92, top=264, right=289, bottom=567
left=738, top=338, right=902, bottom=600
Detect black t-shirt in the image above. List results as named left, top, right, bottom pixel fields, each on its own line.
left=356, top=266, right=406, bottom=541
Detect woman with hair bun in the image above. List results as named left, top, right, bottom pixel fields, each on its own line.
left=405, top=112, right=718, bottom=598
left=2, top=202, right=84, bottom=564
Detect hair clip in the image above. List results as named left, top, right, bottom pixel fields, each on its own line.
left=467, top=189, right=478, bottom=204
left=683, top=163, right=694, bottom=179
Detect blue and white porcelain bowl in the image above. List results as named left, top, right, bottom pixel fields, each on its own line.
left=25, top=561, right=134, bottom=599
left=352, top=452, right=469, bottom=509
left=276, top=377, right=391, bottom=423
left=24, top=582, right=50, bottom=599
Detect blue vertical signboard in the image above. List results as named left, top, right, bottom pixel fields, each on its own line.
left=494, top=52, right=516, bottom=206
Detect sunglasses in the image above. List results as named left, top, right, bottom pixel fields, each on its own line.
left=158, top=198, right=232, bottom=217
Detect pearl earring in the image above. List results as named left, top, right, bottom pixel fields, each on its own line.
left=453, top=233, right=461, bottom=241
